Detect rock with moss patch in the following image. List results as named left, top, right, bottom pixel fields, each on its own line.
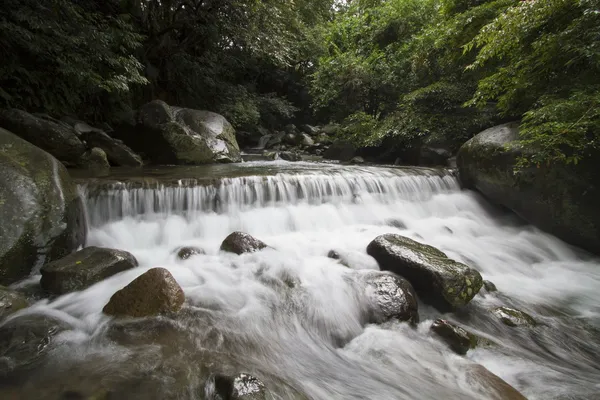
left=431, top=319, right=492, bottom=355
left=213, top=373, right=267, bottom=400
left=457, top=122, right=600, bottom=254
left=220, top=232, right=268, bottom=255
left=0, top=286, right=29, bottom=320
left=0, top=128, right=86, bottom=285
left=492, top=306, right=536, bottom=327
left=363, top=272, right=419, bottom=324
left=0, top=109, right=85, bottom=166
left=40, top=247, right=138, bottom=295
left=80, top=147, right=110, bottom=170
left=119, top=100, right=241, bottom=165
left=366, top=234, right=482, bottom=310
left=175, top=246, right=205, bottom=260
left=103, top=268, right=185, bottom=318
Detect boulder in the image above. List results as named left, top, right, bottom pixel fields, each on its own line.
left=457, top=122, right=600, bottom=254
left=284, top=124, right=297, bottom=134
left=79, top=147, right=110, bottom=170
left=366, top=234, right=482, bottom=310
left=40, top=247, right=138, bottom=295
left=265, top=132, right=285, bottom=149
left=278, top=151, right=302, bottom=162
left=466, top=364, right=527, bottom=400
left=430, top=319, right=491, bottom=355
left=0, top=314, right=69, bottom=375
left=300, top=124, right=320, bottom=136
left=103, top=268, right=185, bottom=318
left=0, top=286, right=29, bottom=320
left=283, top=133, right=297, bottom=146
left=220, top=232, right=268, bottom=255
left=321, top=124, right=340, bottom=135
left=323, top=141, right=357, bottom=162
left=0, top=109, right=85, bottom=166
left=213, top=373, right=267, bottom=400
left=175, top=246, right=205, bottom=260
left=419, top=146, right=452, bottom=166
left=363, top=272, right=419, bottom=324
left=492, top=307, right=536, bottom=327
left=80, top=128, right=143, bottom=167
left=123, top=100, right=241, bottom=165
left=295, top=133, right=314, bottom=147
left=349, top=156, right=365, bottom=164
left=0, top=128, right=86, bottom=285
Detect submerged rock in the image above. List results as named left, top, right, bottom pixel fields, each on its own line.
left=483, top=280, right=498, bottom=293
left=430, top=319, right=490, bottom=355
left=0, top=128, right=86, bottom=285
left=466, top=364, right=527, bottom=400
left=457, top=122, right=600, bottom=254
left=366, top=234, right=482, bottom=310
left=79, top=147, right=110, bottom=170
left=492, top=306, right=536, bottom=327
left=220, top=232, right=268, bottom=255
left=0, top=286, right=29, bottom=320
left=40, top=247, right=138, bottom=295
left=0, top=109, right=85, bottom=166
left=213, top=373, right=267, bottom=400
left=327, top=250, right=341, bottom=260
left=175, top=246, right=206, bottom=260
left=103, top=268, right=185, bottom=318
left=363, top=272, right=419, bottom=324
left=121, top=100, right=241, bottom=165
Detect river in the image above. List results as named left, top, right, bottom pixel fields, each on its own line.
left=3, top=161, right=600, bottom=399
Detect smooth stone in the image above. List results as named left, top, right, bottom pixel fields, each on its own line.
left=220, top=232, right=268, bottom=255
left=492, top=306, right=537, bottom=327
left=175, top=246, right=205, bottom=260
left=363, top=271, right=419, bottom=324
left=430, top=319, right=491, bottom=355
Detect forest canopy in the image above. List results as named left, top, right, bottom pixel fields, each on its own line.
left=1, top=0, right=598, bottom=164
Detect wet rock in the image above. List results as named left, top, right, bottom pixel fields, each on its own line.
left=492, top=307, right=536, bottom=327
left=483, top=280, right=498, bottom=293
left=124, top=100, right=241, bottom=165
left=327, top=250, right=341, bottom=260
left=220, top=232, right=268, bottom=255
left=363, top=272, right=419, bottom=324
left=175, top=246, right=205, bottom=260
left=385, top=219, right=407, bottom=229
left=0, top=286, right=29, bottom=320
left=80, top=128, right=143, bottom=167
left=0, top=109, right=85, bottom=166
left=103, top=268, right=185, bottom=318
left=40, top=247, right=138, bottom=295
left=0, top=314, right=69, bottom=375
left=366, top=234, right=482, bottom=310
left=323, top=141, right=356, bottom=162
left=466, top=364, right=527, bottom=400
left=430, top=319, right=488, bottom=355
left=278, top=151, right=302, bottom=162
left=349, top=156, right=365, bottom=164
left=213, top=373, right=267, bottom=400
left=80, top=147, right=110, bottom=170
left=0, top=128, right=86, bottom=285
left=457, top=122, right=600, bottom=255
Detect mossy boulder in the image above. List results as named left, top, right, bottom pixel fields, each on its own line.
left=0, top=109, right=85, bottom=166
left=492, top=306, right=536, bottom=327
left=363, top=272, right=419, bottom=324
left=80, top=147, right=110, bottom=170
left=457, top=122, right=600, bottom=254
left=0, top=128, right=86, bottom=285
left=0, top=286, right=29, bottom=320
left=40, top=247, right=138, bottom=295
left=103, top=268, right=185, bottom=318
left=431, top=319, right=492, bottom=355
left=220, top=232, right=268, bottom=255
left=366, top=234, right=482, bottom=310
left=121, top=100, right=241, bottom=165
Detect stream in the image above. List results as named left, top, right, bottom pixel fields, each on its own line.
left=2, top=161, right=600, bottom=399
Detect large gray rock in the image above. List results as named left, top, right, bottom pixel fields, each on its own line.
left=80, top=128, right=143, bottom=167
left=363, top=272, right=419, bottom=324
left=123, top=100, right=241, bottom=165
left=40, top=247, right=138, bottom=295
left=103, top=267, right=185, bottom=318
left=220, top=232, right=268, bottom=255
left=366, top=234, right=482, bottom=310
left=0, top=128, right=86, bottom=285
left=0, top=109, right=85, bottom=166
left=457, top=122, right=600, bottom=254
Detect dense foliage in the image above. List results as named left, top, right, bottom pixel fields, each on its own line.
left=1, top=0, right=598, bottom=164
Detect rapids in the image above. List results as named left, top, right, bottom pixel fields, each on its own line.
left=3, top=162, right=600, bottom=399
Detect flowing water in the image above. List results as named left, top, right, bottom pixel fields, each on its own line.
left=3, top=162, right=600, bottom=399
